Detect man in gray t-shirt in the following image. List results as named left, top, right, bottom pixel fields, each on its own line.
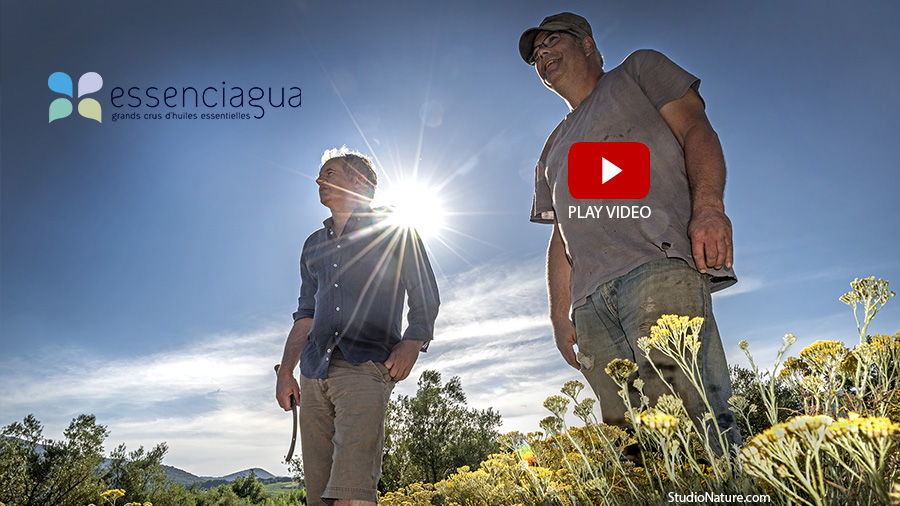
left=520, top=12, right=740, bottom=451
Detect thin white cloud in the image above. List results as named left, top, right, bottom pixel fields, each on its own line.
left=2, top=256, right=829, bottom=478
left=712, top=275, right=765, bottom=298
left=0, top=327, right=292, bottom=476
left=0, top=258, right=578, bottom=477
left=2, top=328, right=284, bottom=411
left=393, top=257, right=592, bottom=436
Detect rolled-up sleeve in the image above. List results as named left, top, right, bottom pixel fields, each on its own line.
left=531, top=159, right=555, bottom=224
left=399, top=228, right=440, bottom=348
left=531, top=126, right=563, bottom=225
left=292, top=236, right=318, bottom=322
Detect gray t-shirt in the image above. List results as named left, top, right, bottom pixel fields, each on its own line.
left=531, top=49, right=737, bottom=309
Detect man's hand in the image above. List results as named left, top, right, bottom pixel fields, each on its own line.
left=688, top=206, right=733, bottom=273
left=384, top=339, right=422, bottom=381
left=552, top=317, right=580, bottom=370
left=275, top=369, right=300, bottom=412
left=275, top=318, right=311, bottom=411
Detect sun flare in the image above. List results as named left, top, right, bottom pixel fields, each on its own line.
left=375, top=180, right=447, bottom=239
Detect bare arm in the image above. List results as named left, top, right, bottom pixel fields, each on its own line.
left=548, top=220, right=580, bottom=370
left=659, top=88, right=733, bottom=273
left=275, top=318, right=312, bottom=411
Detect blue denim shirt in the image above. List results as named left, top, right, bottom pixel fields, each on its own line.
left=293, top=205, right=440, bottom=379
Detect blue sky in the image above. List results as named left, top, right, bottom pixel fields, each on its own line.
left=2, top=0, right=899, bottom=477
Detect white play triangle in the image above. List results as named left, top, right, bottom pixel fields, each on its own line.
left=601, top=158, right=622, bottom=184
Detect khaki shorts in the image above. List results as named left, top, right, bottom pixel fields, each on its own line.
left=299, top=356, right=396, bottom=505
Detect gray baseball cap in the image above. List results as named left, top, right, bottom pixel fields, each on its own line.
left=519, top=12, right=593, bottom=64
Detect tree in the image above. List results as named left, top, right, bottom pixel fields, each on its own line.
left=195, top=485, right=250, bottom=506
left=285, top=456, right=305, bottom=489
left=262, top=488, right=306, bottom=506
left=1, top=414, right=196, bottom=506
left=381, top=370, right=501, bottom=490
left=0, top=414, right=108, bottom=506
left=729, top=365, right=803, bottom=437
left=231, top=470, right=266, bottom=504
left=103, top=442, right=171, bottom=504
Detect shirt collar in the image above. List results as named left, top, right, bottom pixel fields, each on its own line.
left=322, top=203, right=378, bottom=232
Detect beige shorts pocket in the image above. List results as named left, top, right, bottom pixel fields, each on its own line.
left=369, top=360, right=393, bottom=382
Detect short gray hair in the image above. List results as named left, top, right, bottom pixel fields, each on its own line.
left=568, top=32, right=604, bottom=70
left=320, top=146, right=377, bottom=198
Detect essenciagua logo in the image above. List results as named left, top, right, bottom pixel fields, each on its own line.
left=110, top=82, right=301, bottom=121
left=48, top=72, right=103, bottom=123
left=47, top=70, right=302, bottom=124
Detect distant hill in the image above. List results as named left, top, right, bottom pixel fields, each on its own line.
left=163, top=465, right=283, bottom=488
left=216, top=468, right=276, bottom=482
left=4, top=438, right=287, bottom=489
left=160, top=464, right=203, bottom=485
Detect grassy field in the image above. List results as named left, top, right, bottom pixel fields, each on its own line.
left=262, top=480, right=302, bottom=495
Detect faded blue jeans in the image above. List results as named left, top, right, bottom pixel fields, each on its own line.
left=572, top=257, right=741, bottom=451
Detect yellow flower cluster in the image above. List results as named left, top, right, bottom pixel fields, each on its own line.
left=540, top=415, right=563, bottom=435
left=740, top=415, right=834, bottom=470
left=839, top=276, right=895, bottom=307
left=784, top=414, right=834, bottom=433
left=100, top=490, right=126, bottom=500
left=741, top=410, right=899, bottom=500
left=380, top=482, right=437, bottom=506
left=856, top=333, right=900, bottom=366
left=637, top=411, right=679, bottom=433
left=572, top=397, right=596, bottom=422
left=604, top=358, right=638, bottom=384
left=798, top=375, right=825, bottom=393
left=777, top=355, right=810, bottom=380
left=826, top=413, right=900, bottom=443
left=654, top=394, right=686, bottom=418
left=777, top=332, right=898, bottom=420
left=382, top=275, right=897, bottom=506
left=636, top=315, right=704, bottom=356
left=86, top=489, right=151, bottom=506
left=840, top=351, right=860, bottom=378
left=560, top=380, right=584, bottom=400
left=870, top=332, right=900, bottom=349
left=728, top=395, right=752, bottom=413
left=740, top=414, right=836, bottom=503
left=411, top=453, right=601, bottom=506
left=543, top=395, right=570, bottom=418
left=854, top=342, right=881, bottom=366
left=798, top=340, right=849, bottom=374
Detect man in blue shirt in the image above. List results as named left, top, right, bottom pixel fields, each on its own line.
left=275, top=147, right=440, bottom=506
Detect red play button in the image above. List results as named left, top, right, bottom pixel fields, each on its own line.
left=568, top=142, right=650, bottom=199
